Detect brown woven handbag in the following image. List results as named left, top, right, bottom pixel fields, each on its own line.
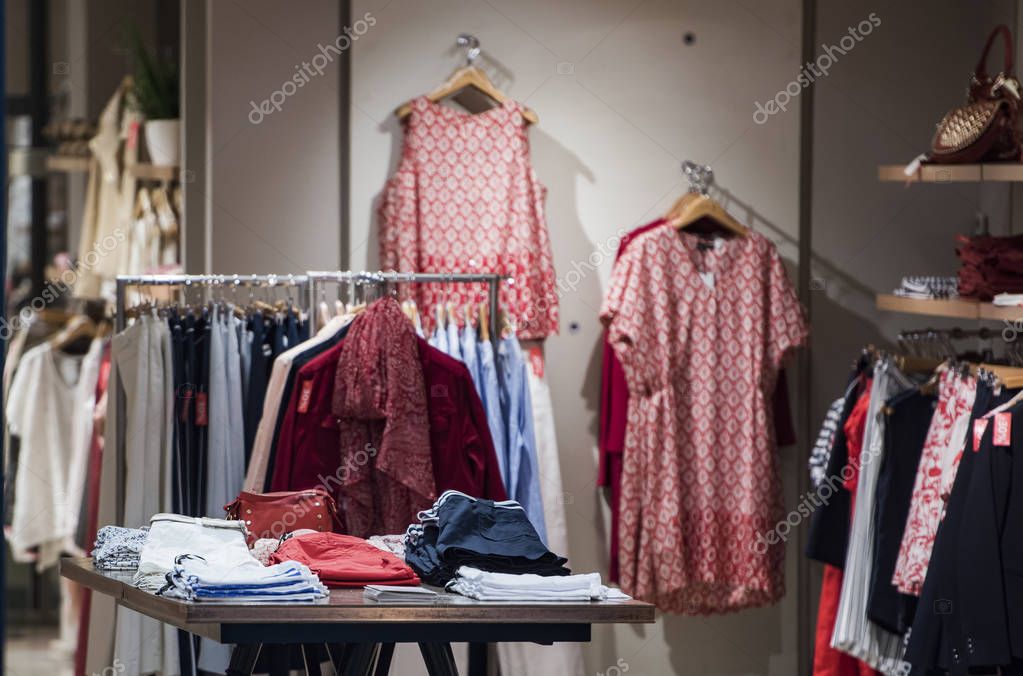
left=929, top=25, right=1022, bottom=164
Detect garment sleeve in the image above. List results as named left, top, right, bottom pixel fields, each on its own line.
left=5, top=351, right=33, bottom=437
left=268, top=369, right=307, bottom=491
left=599, top=245, right=647, bottom=380
left=766, top=246, right=809, bottom=373
left=462, top=372, right=508, bottom=502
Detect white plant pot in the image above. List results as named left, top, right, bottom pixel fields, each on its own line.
left=144, top=118, right=180, bottom=166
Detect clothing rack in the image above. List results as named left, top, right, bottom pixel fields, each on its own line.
left=305, top=270, right=506, bottom=343
left=113, top=274, right=310, bottom=334
left=108, top=272, right=503, bottom=673
left=111, top=274, right=311, bottom=524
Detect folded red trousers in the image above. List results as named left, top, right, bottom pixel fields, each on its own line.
left=270, top=532, right=420, bottom=588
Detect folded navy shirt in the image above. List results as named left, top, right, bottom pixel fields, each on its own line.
left=405, top=490, right=569, bottom=586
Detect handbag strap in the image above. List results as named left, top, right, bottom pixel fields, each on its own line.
left=976, top=24, right=1014, bottom=79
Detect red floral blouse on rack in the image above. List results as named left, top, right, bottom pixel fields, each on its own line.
left=378, top=96, right=559, bottom=340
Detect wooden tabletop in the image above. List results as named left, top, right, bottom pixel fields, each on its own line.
left=61, top=558, right=654, bottom=640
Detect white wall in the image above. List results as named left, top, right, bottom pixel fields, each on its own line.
left=351, top=1, right=804, bottom=673
left=207, top=0, right=341, bottom=273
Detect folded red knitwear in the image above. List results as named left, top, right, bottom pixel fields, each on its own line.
left=270, top=532, right=420, bottom=588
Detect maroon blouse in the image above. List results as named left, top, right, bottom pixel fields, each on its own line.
left=270, top=333, right=506, bottom=527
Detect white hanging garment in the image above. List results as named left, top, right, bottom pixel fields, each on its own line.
left=497, top=344, right=584, bottom=676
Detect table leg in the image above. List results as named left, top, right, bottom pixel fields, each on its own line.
left=266, top=647, right=291, bottom=676
left=467, top=643, right=487, bottom=676
left=340, top=643, right=379, bottom=676
left=225, top=644, right=262, bottom=676
left=326, top=643, right=348, bottom=673
left=301, top=644, right=321, bottom=675
left=374, top=643, right=395, bottom=675
left=418, top=642, right=459, bottom=676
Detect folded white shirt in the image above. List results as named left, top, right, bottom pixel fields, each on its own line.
left=993, top=293, right=1023, bottom=307
left=446, top=566, right=631, bottom=602
left=364, top=585, right=439, bottom=602
left=134, top=514, right=259, bottom=592
left=162, top=557, right=328, bottom=602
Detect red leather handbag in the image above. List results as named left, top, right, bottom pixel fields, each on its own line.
left=929, top=25, right=1022, bottom=164
left=224, top=488, right=340, bottom=546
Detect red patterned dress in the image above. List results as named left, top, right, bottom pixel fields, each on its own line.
left=378, top=96, right=559, bottom=339
left=600, top=227, right=808, bottom=614
left=891, top=369, right=975, bottom=595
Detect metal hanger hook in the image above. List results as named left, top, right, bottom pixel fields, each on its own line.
left=457, top=33, right=481, bottom=66
left=682, top=160, right=714, bottom=195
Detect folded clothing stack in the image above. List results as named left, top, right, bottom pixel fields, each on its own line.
left=957, top=234, right=1023, bottom=300
left=993, top=292, right=1023, bottom=307
left=134, top=514, right=260, bottom=592
left=447, top=566, right=630, bottom=602
left=405, top=490, right=570, bottom=586
left=892, top=275, right=959, bottom=300
left=161, top=556, right=328, bottom=603
left=367, top=534, right=407, bottom=560
left=270, top=532, right=420, bottom=588
left=93, top=525, right=148, bottom=571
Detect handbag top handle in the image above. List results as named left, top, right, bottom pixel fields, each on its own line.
left=976, top=24, right=1014, bottom=79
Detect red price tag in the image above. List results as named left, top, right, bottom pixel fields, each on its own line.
left=528, top=346, right=545, bottom=379
left=127, top=120, right=139, bottom=149
left=993, top=412, right=1012, bottom=447
left=196, top=392, right=208, bottom=427
left=297, top=379, right=314, bottom=414
left=974, top=417, right=989, bottom=452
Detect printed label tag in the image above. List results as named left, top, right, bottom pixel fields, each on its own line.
left=297, top=379, right=314, bottom=414
left=179, top=386, right=193, bottom=422
left=994, top=412, right=1012, bottom=447
left=528, top=346, right=545, bottom=379
left=974, top=417, right=990, bottom=452
left=196, top=392, right=208, bottom=427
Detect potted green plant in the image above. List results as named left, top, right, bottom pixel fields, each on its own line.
left=129, top=30, right=180, bottom=166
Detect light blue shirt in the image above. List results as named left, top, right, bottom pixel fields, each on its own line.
left=429, top=323, right=448, bottom=354
left=446, top=320, right=462, bottom=361
left=498, top=336, right=546, bottom=543
left=477, top=340, right=508, bottom=488
left=460, top=324, right=482, bottom=399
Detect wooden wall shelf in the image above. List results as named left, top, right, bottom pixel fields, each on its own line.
left=46, top=155, right=91, bottom=173
left=876, top=293, right=1023, bottom=322
left=47, top=156, right=179, bottom=182
left=878, top=163, right=1023, bottom=183
left=128, top=163, right=179, bottom=181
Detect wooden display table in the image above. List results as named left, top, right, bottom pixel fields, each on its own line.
left=62, top=558, right=655, bottom=676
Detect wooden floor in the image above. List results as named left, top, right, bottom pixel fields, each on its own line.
left=6, top=627, right=73, bottom=676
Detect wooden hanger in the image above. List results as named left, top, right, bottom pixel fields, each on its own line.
left=664, top=191, right=700, bottom=223
left=670, top=193, right=747, bottom=236
left=980, top=363, right=1023, bottom=389
left=434, top=303, right=446, bottom=331
left=395, top=34, right=538, bottom=126
left=318, top=298, right=331, bottom=327
left=50, top=315, right=97, bottom=351
left=893, top=354, right=945, bottom=374
left=479, top=301, right=490, bottom=343
left=670, top=161, right=747, bottom=236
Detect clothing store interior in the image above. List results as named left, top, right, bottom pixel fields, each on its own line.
left=7, top=1, right=1023, bottom=675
